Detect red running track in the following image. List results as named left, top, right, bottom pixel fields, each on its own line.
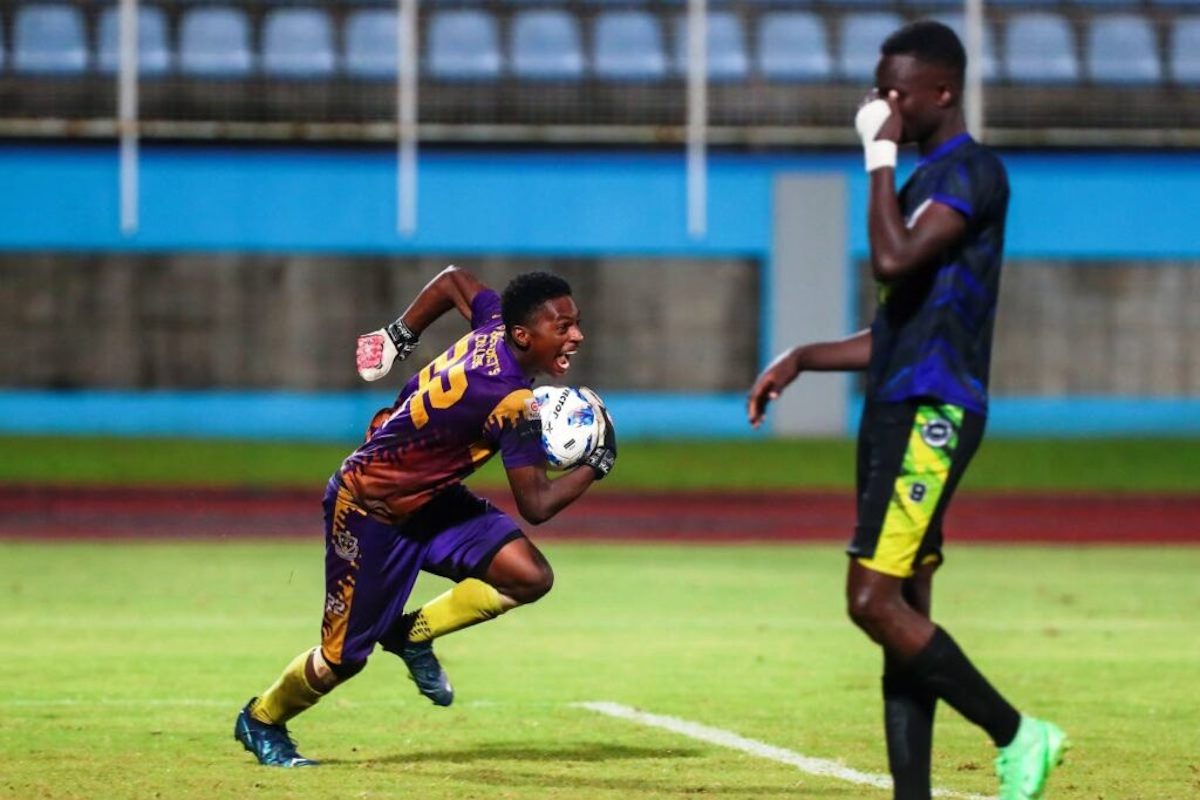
left=1, top=486, right=1198, bottom=543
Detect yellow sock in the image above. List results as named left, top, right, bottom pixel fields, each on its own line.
left=408, top=578, right=505, bottom=642
left=250, top=649, right=324, bottom=725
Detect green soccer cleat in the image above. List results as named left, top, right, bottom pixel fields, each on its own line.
left=995, top=716, right=1068, bottom=799
left=398, top=640, right=454, bottom=707
left=234, top=698, right=318, bottom=767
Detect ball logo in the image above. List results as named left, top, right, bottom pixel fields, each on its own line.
left=921, top=419, right=952, bottom=448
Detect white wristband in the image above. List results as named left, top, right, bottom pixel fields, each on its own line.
left=864, top=140, right=897, bottom=173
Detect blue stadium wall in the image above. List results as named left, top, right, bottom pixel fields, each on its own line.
left=2, top=142, right=1198, bottom=440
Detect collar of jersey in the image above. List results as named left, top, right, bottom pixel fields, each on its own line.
left=917, top=133, right=972, bottom=169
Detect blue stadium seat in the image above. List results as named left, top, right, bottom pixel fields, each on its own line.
left=97, top=6, right=171, bottom=76
left=931, top=14, right=999, bottom=82
left=1004, top=12, right=1080, bottom=84
left=427, top=10, right=502, bottom=80
left=1168, top=16, right=1200, bottom=83
left=756, top=12, right=831, bottom=82
left=1068, top=0, right=1142, bottom=8
left=262, top=9, right=336, bottom=79
left=982, top=0, right=1061, bottom=6
left=672, top=12, right=749, bottom=81
left=344, top=9, right=402, bottom=81
left=592, top=11, right=667, bottom=81
left=13, top=4, right=88, bottom=75
left=511, top=10, right=584, bottom=80
left=179, top=7, right=253, bottom=78
left=898, top=0, right=964, bottom=8
left=837, top=12, right=903, bottom=82
left=1086, top=15, right=1161, bottom=85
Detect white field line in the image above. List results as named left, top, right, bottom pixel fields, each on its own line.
left=574, top=701, right=992, bottom=800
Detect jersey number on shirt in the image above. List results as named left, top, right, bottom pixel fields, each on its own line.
left=408, top=337, right=471, bottom=429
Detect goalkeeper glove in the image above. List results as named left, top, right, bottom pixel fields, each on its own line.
left=855, top=98, right=898, bottom=173
left=577, top=387, right=617, bottom=480
left=356, top=318, right=419, bottom=382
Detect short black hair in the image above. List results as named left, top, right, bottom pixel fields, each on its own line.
left=501, top=271, right=573, bottom=330
left=881, top=20, right=966, bottom=82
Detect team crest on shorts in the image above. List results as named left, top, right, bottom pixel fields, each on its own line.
left=332, top=529, right=360, bottom=562
left=921, top=418, right=953, bottom=448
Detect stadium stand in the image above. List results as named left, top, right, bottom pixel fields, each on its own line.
left=343, top=9, right=400, bottom=81
left=837, top=12, right=904, bottom=81
left=0, top=0, right=1198, bottom=141
left=592, top=10, right=667, bottom=81
left=756, top=12, right=833, bottom=82
left=1169, top=15, right=1200, bottom=84
left=261, top=9, right=337, bottom=79
left=427, top=9, right=502, bottom=80
left=932, top=13, right=998, bottom=81
left=1085, top=14, right=1162, bottom=85
left=510, top=9, right=585, bottom=81
left=96, top=6, right=172, bottom=76
left=1003, top=12, right=1080, bottom=84
left=178, top=6, right=254, bottom=77
left=13, top=4, right=88, bottom=75
left=671, top=12, right=750, bottom=81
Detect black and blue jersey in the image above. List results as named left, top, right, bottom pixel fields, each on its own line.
left=866, top=133, right=1010, bottom=415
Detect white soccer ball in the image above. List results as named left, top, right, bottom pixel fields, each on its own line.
left=533, top=385, right=600, bottom=470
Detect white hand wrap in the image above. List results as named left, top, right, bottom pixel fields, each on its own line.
left=855, top=99, right=898, bottom=173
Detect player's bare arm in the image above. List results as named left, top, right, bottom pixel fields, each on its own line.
left=357, top=265, right=488, bottom=381
left=747, top=329, right=872, bottom=427
left=868, top=167, right=968, bottom=283
left=399, top=264, right=487, bottom=331
left=504, top=463, right=598, bottom=525
left=857, top=56, right=969, bottom=283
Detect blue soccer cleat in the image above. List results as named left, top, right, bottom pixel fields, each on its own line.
left=234, top=698, right=318, bottom=767
left=398, top=640, right=454, bottom=707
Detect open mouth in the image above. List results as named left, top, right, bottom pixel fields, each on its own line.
left=554, top=350, right=576, bottom=373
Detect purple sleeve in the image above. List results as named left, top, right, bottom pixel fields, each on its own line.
left=471, top=289, right=503, bottom=329
left=483, top=388, right=546, bottom=470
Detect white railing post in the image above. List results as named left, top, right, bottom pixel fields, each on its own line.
left=118, top=0, right=139, bottom=235
left=397, top=0, right=418, bottom=236
left=686, top=0, right=708, bottom=239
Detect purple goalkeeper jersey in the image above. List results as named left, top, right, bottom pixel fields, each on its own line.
left=338, top=290, right=544, bottom=523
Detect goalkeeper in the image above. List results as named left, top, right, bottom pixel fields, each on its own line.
left=235, top=266, right=615, bottom=767
left=748, top=21, right=1065, bottom=800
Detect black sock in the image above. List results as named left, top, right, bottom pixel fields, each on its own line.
left=883, top=658, right=937, bottom=800
left=377, top=610, right=418, bottom=654
left=907, top=626, right=1021, bottom=748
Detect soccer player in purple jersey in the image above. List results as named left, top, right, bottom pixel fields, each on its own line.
left=235, top=266, right=616, bottom=767
left=747, top=22, right=1065, bottom=800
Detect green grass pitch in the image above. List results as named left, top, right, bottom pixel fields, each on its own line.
left=2, top=435, right=1199, bottom=492
left=3, top=541, right=1199, bottom=799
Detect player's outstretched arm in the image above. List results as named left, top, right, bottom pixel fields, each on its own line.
left=357, top=265, right=488, bottom=381
left=857, top=94, right=968, bottom=283
left=747, top=329, right=872, bottom=428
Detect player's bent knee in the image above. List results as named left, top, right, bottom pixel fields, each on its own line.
left=508, top=563, right=554, bottom=605
left=846, top=589, right=891, bottom=635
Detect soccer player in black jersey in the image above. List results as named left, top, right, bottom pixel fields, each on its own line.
left=748, top=21, right=1066, bottom=800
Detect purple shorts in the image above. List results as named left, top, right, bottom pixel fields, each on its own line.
left=319, top=478, right=522, bottom=666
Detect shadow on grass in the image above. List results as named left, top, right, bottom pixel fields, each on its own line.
left=323, top=740, right=701, bottom=766
left=453, top=766, right=864, bottom=795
